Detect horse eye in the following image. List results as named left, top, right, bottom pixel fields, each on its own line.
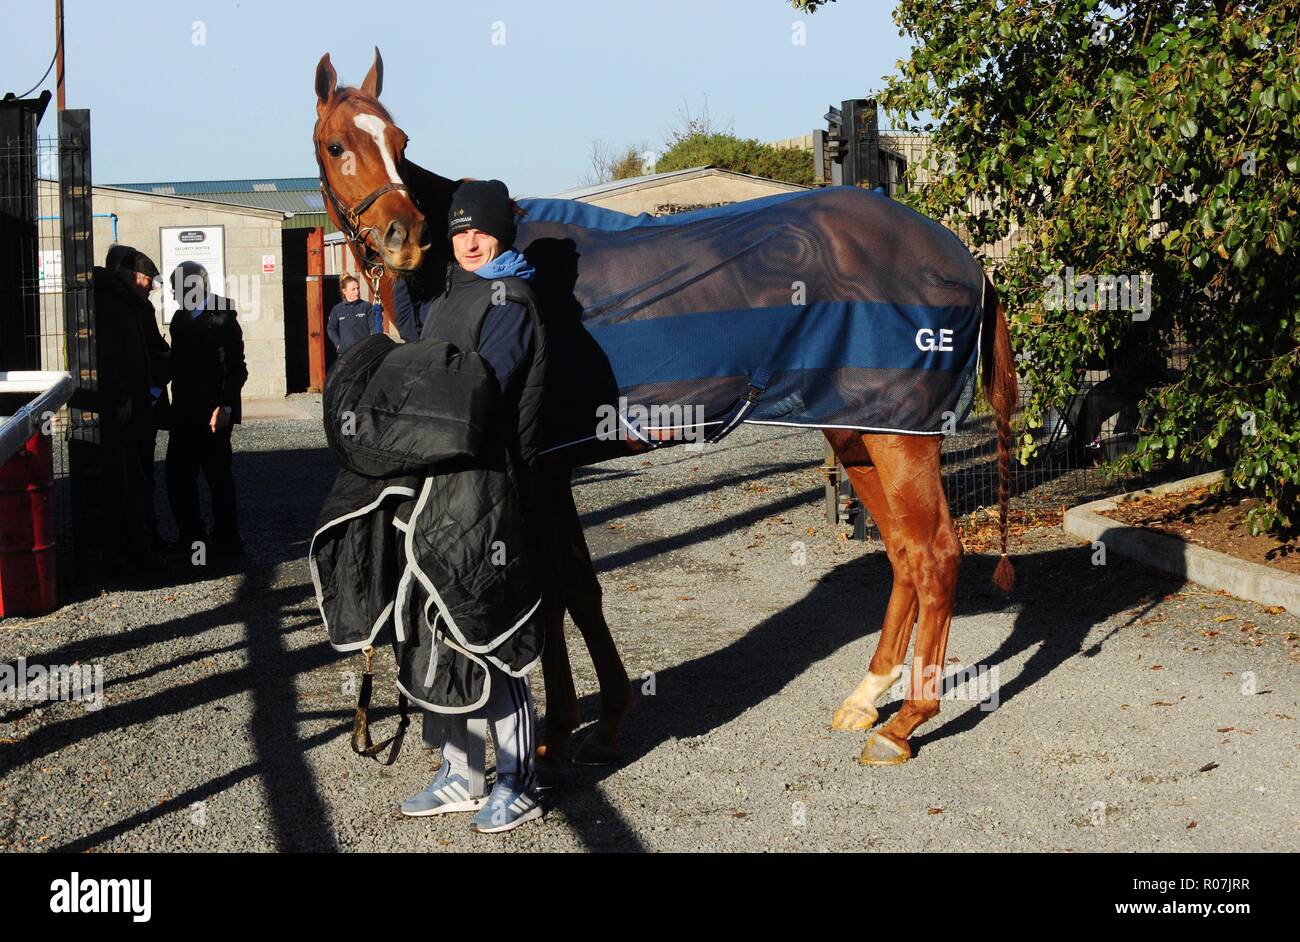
left=327, top=143, right=344, bottom=158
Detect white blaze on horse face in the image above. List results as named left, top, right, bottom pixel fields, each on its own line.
left=353, top=113, right=403, bottom=186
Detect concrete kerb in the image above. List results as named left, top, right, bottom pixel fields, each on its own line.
left=240, top=397, right=314, bottom=423
left=1062, top=470, right=1298, bottom=612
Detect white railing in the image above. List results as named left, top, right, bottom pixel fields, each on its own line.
left=0, top=371, right=75, bottom=466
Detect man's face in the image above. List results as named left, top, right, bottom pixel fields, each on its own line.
left=342, top=280, right=360, bottom=302
left=451, top=229, right=500, bottom=272
left=125, top=271, right=153, bottom=298
left=173, top=270, right=208, bottom=310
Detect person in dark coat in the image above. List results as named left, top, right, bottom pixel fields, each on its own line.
left=105, top=245, right=172, bottom=549
left=326, top=273, right=383, bottom=355
left=397, top=179, right=546, bottom=833
left=165, top=261, right=249, bottom=562
left=93, top=245, right=170, bottom=577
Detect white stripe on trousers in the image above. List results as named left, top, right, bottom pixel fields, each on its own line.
left=443, top=666, right=535, bottom=789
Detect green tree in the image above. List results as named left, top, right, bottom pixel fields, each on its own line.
left=584, top=139, right=652, bottom=184
left=611, top=145, right=649, bottom=180
left=804, top=0, right=1300, bottom=533
left=656, top=132, right=815, bottom=185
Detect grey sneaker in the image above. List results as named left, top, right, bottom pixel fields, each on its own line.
left=400, top=761, right=486, bottom=817
left=469, top=775, right=543, bottom=833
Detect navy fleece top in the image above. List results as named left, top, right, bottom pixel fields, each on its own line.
left=401, top=250, right=535, bottom=397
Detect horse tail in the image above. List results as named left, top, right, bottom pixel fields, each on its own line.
left=981, top=274, right=1017, bottom=593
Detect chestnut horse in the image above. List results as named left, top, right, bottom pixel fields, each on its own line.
left=312, top=49, right=1016, bottom=766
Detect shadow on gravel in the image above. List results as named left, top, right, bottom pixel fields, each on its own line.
left=572, top=455, right=815, bottom=531
left=7, top=445, right=346, bottom=851
left=552, top=518, right=1188, bottom=849
left=903, top=528, right=1188, bottom=758
left=11, top=436, right=1192, bottom=853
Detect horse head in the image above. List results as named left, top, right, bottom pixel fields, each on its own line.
left=313, top=48, right=430, bottom=275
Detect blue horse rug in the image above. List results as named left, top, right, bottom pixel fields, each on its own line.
left=512, top=184, right=987, bottom=458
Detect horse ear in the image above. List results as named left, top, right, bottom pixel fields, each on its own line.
left=361, top=47, right=383, bottom=99
left=315, top=53, right=337, bottom=112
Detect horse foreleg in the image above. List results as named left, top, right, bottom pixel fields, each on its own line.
left=552, top=474, right=633, bottom=765
left=538, top=583, right=579, bottom=766
left=534, top=467, right=582, bottom=766
left=855, top=433, right=961, bottom=765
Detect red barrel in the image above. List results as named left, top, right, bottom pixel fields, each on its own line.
left=0, top=431, right=57, bottom=617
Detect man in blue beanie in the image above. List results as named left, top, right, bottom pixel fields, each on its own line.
left=398, top=179, right=545, bottom=833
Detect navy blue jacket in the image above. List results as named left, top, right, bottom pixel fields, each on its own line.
left=327, top=298, right=382, bottom=353
left=403, top=265, right=534, bottom=399
left=392, top=277, right=423, bottom=344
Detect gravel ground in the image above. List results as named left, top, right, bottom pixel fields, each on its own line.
left=2, top=400, right=1297, bottom=852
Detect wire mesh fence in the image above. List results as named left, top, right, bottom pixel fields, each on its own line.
left=0, top=124, right=88, bottom=588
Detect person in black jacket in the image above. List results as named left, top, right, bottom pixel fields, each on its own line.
left=94, top=245, right=171, bottom=577
left=326, top=274, right=383, bottom=355
left=165, top=261, right=249, bottom=562
left=397, top=179, right=545, bottom=833
left=105, top=246, right=172, bottom=551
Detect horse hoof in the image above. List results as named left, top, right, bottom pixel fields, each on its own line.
left=831, top=702, right=878, bottom=731
left=571, top=726, right=624, bottom=766
left=534, top=753, right=569, bottom=789
left=535, top=742, right=569, bottom=775
left=857, top=731, right=911, bottom=766
left=833, top=666, right=902, bottom=732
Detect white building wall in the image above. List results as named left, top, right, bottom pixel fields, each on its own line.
left=36, top=182, right=288, bottom=400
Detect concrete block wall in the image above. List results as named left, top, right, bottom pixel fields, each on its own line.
left=86, top=188, right=288, bottom=400
left=769, top=133, right=814, bottom=152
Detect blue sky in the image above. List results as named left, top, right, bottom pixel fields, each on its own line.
left=7, top=0, right=913, bottom=196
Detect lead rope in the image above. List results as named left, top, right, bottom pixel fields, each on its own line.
left=350, top=644, right=410, bottom=765
left=366, top=263, right=385, bottom=331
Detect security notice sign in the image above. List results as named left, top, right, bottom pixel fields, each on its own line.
left=38, top=250, right=62, bottom=294
left=159, top=225, right=226, bottom=324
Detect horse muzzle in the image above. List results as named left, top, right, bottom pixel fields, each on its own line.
left=381, top=217, right=431, bottom=273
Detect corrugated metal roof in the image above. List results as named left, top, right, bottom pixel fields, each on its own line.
left=94, top=184, right=290, bottom=220
left=283, top=212, right=333, bottom=231
left=108, top=177, right=327, bottom=217
left=109, top=177, right=320, bottom=195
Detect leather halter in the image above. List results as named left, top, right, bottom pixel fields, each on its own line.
left=314, top=127, right=413, bottom=291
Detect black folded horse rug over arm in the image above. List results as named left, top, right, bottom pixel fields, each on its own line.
left=309, top=330, right=547, bottom=716
left=515, top=184, right=987, bottom=455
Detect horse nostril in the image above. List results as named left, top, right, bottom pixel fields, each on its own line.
left=384, top=220, right=406, bottom=251
left=416, top=220, right=431, bottom=250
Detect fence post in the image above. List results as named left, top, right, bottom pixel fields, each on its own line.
left=58, top=108, right=100, bottom=583
left=306, top=226, right=325, bottom=392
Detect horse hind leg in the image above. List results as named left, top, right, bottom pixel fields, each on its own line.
left=825, top=430, right=918, bottom=733
left=855, top=432, right=961, bottom=765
